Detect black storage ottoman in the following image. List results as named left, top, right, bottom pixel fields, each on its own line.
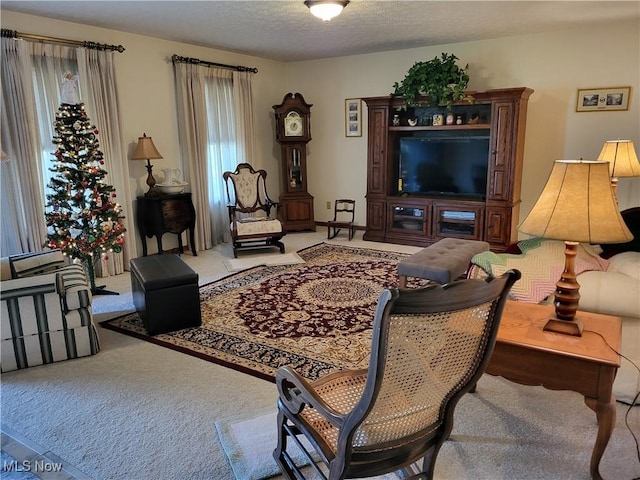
left=130, top=254, right=201, bottom=335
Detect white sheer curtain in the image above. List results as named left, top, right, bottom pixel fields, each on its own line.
left=204, top=68, right=236, bottom=246
left=30, top=43, right=78, bottom=221
left=0, top=38, right=48, bottom=256
left=77, top=48, right=134, bottom=274
left=174, top=61, right=255, bottom=251
left=232, top=71, right=256, bottom=167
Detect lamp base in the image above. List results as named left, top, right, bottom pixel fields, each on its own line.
left=144, top=186, right=160, bottom=197
left=543, top=317, right=584, bottom=336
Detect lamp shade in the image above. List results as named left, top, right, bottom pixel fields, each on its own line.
left=597, top=139, right=640, bottom=178
left=131, top=133, right=163, bottom=160
left=305, top=0, right=349, bottom=21
left=519, top=160, right=633, bottom=244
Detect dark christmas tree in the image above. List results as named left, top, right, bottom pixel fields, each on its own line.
left=44, top=74, right=125, bottom=293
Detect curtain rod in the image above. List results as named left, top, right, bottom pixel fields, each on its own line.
left=1, top=29, right=125, bottom=53
left=171, top=54, right=257, bottom=74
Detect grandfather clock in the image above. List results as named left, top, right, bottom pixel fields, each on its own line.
left=273, top=92, right=316, bottom=231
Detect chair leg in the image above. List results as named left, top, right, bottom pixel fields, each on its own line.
left=273, top=410, right=297, bottom=480
left=399, top=275, right=408, bottom=288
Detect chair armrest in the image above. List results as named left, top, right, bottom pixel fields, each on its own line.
left=1, top=257, right=11, bottom=281
left=1, top=273, right=58, bottom=300
left=9, top=250, right=66, bottom=278
left=276, top=366, right=347, bottom=427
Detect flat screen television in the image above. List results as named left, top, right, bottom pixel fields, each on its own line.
left=398, top=134, right=490, bottom=199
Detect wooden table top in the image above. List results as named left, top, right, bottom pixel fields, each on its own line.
left=498, top=300, right=621, bottom=368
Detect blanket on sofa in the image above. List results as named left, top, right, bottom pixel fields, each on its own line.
left=470, top=238, right=609, bottom=303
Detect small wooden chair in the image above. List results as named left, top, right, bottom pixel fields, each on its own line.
left=327, top=199, right=356, bottom=241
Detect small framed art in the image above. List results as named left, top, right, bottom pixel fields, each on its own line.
left=345, top=98, right=362, bottom=137
left=576, top=86, right=631, bottom=112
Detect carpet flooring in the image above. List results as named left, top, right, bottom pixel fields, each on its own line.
left=101, top=243, right=409, bottom=381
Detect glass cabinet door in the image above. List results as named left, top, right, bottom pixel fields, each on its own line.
left=287, top=147, right=303, bottom=191
left=390, top=205, right=427, bottom=233
left=433, top=205, right=484, bottom=239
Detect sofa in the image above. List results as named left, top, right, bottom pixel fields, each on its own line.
left=1, top=250, right=100, bottom=372
left=469, top=208, right=640, bottom=405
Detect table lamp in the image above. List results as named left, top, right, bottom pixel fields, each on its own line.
left=131, top=133, right=163, bottom=197
left=596, top=139, right=640, bottom=203
left=519, top=160, right=633, bottom=336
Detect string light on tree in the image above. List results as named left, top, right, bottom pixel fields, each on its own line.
left=44, top=72, right=126, bottom=294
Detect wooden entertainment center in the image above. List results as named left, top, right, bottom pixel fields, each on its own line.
left=363, top=87, right=533, bottom=252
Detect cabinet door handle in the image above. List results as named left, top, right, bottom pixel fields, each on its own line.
left=491, top=150, right=498, bottom=155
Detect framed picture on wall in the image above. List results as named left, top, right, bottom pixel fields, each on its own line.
left=576, top=86, right=631, bottom=112
left=345, top=98, right=362, bottom=137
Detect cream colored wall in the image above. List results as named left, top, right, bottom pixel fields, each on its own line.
left=283, top=20, right=640, bottom=230
left=2, top=10, right=638, bottom=249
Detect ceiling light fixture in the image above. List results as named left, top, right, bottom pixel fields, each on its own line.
left=305, top=0, right=349, bottom=22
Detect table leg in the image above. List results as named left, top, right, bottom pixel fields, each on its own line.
left=140, top=232, right=148, bottom=256
left=189, top=227, right=197, bottom=256
left=177, top=233, right=184, bottom=254
left=156, top=235, right=164, bottom=255
left=584, top=395, right=616, bottom=480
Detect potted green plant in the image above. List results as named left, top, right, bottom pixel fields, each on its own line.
left=392, top=53, right=470, bottom=109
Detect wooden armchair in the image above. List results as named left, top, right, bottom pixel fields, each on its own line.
left=273, top=270, right=520, bottom=480
left=223, top=163, right=286, bottom=258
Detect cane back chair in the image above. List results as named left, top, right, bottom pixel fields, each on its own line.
left=223, top=163, right=286, bottom=258
left=327, top=199, right=356, bottom=241
left=273, top=270, right=520, bottom=480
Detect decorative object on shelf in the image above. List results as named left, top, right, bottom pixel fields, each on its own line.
left=519, top=160, right=632, bottom=336
left=432, top=113, right=444, bottom=126
left=576, top=86, right=631, bottom=112
left=345, top=98, right=362, bottom=137
left=468, top=112, right=479, bottom=124
left=456, top=115, right=463, bottom=125
left=407, top=118, right=418, bottom=127
left=446, top=112, right=455, bottom=125
left=156, top=182, right=188, bottom=194
left=596, top=139, right=640, bottom=203
left=392, top=114, right=400, bottom=126
left=131, top=133, right=164, bottom=197
left=392, top=52, right=470, bottom=108
left=156, top=167, right=188, bottom=194
left=304, top=0, right=349, bottom=22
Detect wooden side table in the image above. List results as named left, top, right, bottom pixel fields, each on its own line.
left=137, top=193, right=197, bottom=256
left=485, top=300, right=621, bottom=480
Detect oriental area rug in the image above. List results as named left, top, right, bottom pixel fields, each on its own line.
left=101, top=243, right=410, bottom=381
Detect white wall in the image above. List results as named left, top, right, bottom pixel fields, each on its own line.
left=2, top=10, right=638, bottom=248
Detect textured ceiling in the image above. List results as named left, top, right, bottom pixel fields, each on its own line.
left=2, top=1, right=639, bottom=62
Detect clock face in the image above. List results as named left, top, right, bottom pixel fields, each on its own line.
left=284, top=111, right=303, bottom=136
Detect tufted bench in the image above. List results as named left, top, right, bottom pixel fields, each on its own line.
left=130, top=254, right=201, bottom=335
left=398, top=238, right=490, bottom=287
